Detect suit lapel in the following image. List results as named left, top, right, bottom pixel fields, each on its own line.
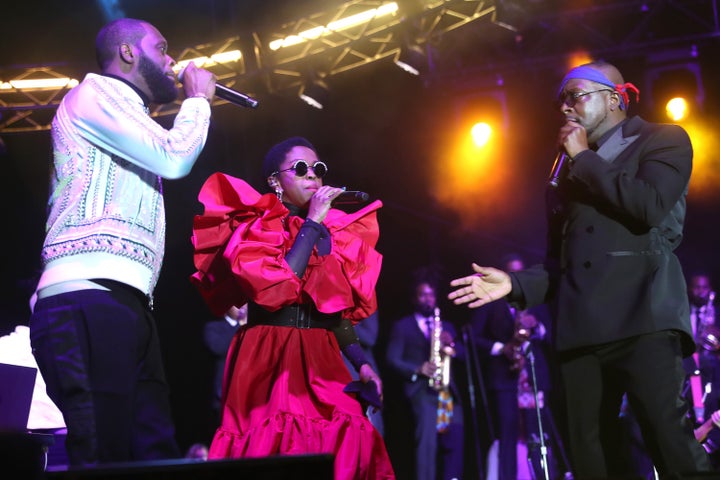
left=596, top=117, right=643, bottom=163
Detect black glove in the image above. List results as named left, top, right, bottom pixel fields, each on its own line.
left=343, top=380, right=382, bottom=410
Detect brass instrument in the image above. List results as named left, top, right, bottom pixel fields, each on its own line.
left=508, top=309, right=533, bottom=371
left=699, top=291, right=718, bottom=351
left=429, top=307, right=453, bottom=391
left=701, top=291, right=716, bottom=326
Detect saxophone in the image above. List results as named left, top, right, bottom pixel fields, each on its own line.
left=507, top=309, right=533, bottom=371
left=699, top=291, right=718, bottom=351
left=429, top=307, right=453, bottom=391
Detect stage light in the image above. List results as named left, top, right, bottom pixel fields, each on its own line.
left=665, top=97, right=689, bottom=122
left=566, top=51, right=593, bottom=72
left=649, top=65, right=702, bottom=122
left=471, top=122, right=492, bottom=148
left=269, top=2, right=399, bottom=51
left=394, top=42, right=425, bottom=76
left=0, top=77, right=78, bottom=91
left=173, top=50, right=243, bottom=72
left=299, top=76, right=330, bottom=109
left=492, top=0, right=528, bottom=33
left=645, top=48, right=704, bottom=123
left=457, top=88, right=509, bottom=139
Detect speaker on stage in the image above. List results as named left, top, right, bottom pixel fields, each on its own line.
left=45, top=454, right=334, bottom=480
left=0, top=432, right=46, bottom=480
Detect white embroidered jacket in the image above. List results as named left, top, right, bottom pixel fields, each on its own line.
left=37, top=73, right=211, bottom=296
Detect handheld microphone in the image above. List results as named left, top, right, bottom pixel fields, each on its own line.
left=178, top=68, right=259, bottom=109
left=548, top=151, right=568, bottom=188
left=333, top=190, right=369, bottom=205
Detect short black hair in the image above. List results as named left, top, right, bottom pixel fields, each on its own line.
left=410, top=265, right=444, bottom=298
left=95, top=18, right=148, bottom=71
left=262, top=136, right=317, bottom=179
left=687, top=270, right=712, bottom=282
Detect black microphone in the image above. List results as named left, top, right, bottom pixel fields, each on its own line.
left=548, top=151, right=568, bottom=188
left=178, top=68, right=259, bottom=109
left=214, top=83, right=259, bottom=109
left=333, top=190, right=369, bottom=205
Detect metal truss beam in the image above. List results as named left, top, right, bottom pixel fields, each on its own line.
left=430, top=0, right=720, bottom=86
left=2, top=0, right=718, bottom=133
left=255, top=0, right=496, bottom=93
left=0, top=0, right=497, bottom=132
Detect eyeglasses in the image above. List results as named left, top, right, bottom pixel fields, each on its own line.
left=558, top=89, right=614, bottom=108
left=273, top=160, right=328, bottom=178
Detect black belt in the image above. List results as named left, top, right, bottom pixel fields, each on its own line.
left=248, top=303, right=340, bottom=330
left=91, top=278, right=152, bottom=310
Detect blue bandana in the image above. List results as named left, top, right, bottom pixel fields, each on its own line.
left=558, top=65, right=640, bottom=110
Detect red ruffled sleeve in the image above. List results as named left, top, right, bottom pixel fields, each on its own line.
left=190, top=173, right=382, bottom=322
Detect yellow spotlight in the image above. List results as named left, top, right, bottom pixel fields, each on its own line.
left=471, top=122, right=492, bottom=148
left=666, top=97, right=689, bottom=122
left=268, top=2, right=398, bottom=51
left=567, top=51, right=593, bottom=70
left=173, top=49, right=243, bottom=72
left=0, top=77, right=78, bottom=90
left=683, top=118, right=720, bottom=200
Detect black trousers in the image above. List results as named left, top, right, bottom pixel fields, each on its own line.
left=30, top=285, right=179, bottom=466
left=488, top=388, right=518, bottom=480
left=560, top=330, right=710, bottom=478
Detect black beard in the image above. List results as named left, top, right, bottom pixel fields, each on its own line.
left=417, top=304, right=435, bottom=317
left=692, top=297, right=709, bottom=308
left=138, top=54, right=178, bottom=104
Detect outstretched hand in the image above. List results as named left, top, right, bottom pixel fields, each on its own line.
left=448, top=263, right=512, bottom=308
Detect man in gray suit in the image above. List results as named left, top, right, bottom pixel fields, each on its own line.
left=448, top=61, right=709, bottom=477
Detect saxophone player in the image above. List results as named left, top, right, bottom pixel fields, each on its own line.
left=685, top=271, right=720, bottom=467
left=386, top=269, right=465, bottom=480
left=688, top=271, right=716, bottom=344
left=685, top=271, right=718, bottom=425
left=617, top=271, right=720, bottom=476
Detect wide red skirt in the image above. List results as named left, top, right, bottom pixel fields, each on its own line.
left=208, top=324, right=395, bottom=480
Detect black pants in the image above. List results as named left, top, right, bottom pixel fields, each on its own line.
left=30, top=285, right=179, bottom=466
left=488, top=388, right=518, bottom=480
left=560, top=331, right=710, bottom=478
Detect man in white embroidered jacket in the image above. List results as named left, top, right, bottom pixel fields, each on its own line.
left=29, top=18, right=216, bottom=466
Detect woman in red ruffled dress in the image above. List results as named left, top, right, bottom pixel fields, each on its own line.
left=190, top=137, right=395, bottom=479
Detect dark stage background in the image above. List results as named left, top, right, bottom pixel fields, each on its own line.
left=2, top=1, right=720, bottom=477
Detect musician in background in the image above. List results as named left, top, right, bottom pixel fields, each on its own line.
left=386, top=268, right=465, bottom=480
left=203, top=304, right=248, bottom=422
left=469, top=254, right=554, bottom=480
left=622, top=271, right=720, bottom=476
left=685, top=271, right=718, bottom=419
left=686, top=271, right=720, bottom=467
left=688, top=272, right=717, bottom=343
left=694, top=362, right=720, bottom=469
